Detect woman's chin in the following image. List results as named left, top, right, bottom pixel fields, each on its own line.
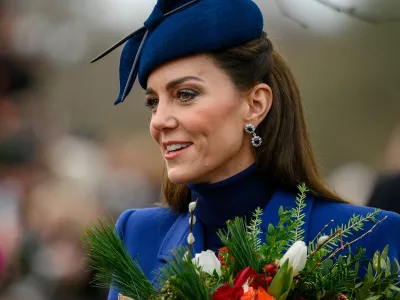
left=167, top=167, right=197, bottom=184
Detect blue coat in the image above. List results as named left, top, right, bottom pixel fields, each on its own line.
left=108, top=189, right=400, bottom=299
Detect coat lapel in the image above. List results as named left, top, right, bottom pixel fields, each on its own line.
left=153, top=211, right=204, bottom=284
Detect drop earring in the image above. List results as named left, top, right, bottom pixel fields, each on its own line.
left=245, top=124, right=262, bottom=147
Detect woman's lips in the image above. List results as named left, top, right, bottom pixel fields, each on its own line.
left=164, top=144, right=192, bottom=160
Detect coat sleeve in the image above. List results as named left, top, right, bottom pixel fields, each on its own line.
left=107, top=209, right=137, bottom=300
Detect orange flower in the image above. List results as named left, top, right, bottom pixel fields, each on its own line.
left=256, top=286, right=276, bottom=300
left=241, top=287, right=256, bottom=300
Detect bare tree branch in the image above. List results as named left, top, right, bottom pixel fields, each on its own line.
left=312, top=0, right=400, bottom=24
left=276, top=0, right=400, bottom=29
left=275, top=0, right=309, bottom=29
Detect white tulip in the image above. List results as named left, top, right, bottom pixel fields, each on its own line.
left=189, top=201, right=197, bottom=212
left=187, top=233, right=195, bottom=244
left=317, top=235, right=330, bottom=247
left=192, top=250, right=221, bottom=276
left=279, top=241, right=308, bottom=276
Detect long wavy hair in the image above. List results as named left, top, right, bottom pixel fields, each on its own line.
left=161, top=32, right=343, bottom=213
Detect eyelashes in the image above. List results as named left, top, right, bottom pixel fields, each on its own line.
left=144, top=98, right=159, bottom=109
left=177, top=89, right=199, bottom=102
left=144, top=88, right=200, bottom=110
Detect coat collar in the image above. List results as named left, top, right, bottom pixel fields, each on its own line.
left=154, top=189, right=315, bottom=283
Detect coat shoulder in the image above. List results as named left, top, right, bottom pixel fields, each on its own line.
left=309, top=199, right=400, bottom=259
left=311, top=198, right=400, bottom=226
left=116, top=207, right=181, bottom=250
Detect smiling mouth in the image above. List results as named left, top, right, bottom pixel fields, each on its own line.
left=165, top=143, right=192, bottom=154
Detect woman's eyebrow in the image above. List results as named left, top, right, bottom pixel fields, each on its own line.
left=165, top=76, right=204, bottom=90
left=145, top=88, right=156, bottom=95
left=146, top=76, right=204, bottom=95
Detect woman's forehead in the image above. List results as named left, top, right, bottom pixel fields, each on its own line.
left=147, top=54, right=226, bottom=88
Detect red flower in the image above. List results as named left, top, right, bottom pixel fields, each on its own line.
left=234, top=266, right=259, bottom=287
left=213, top=267, right=259, bottom=300
left=250, top=274, right=271, bottom=290
left=213, top=283, right=244, bottom=300
left=218, top=247, right=233, bottom=266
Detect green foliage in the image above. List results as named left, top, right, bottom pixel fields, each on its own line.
left=309, top=210, right=380, bottom=253
left=260, top=205, right=293, bottom=263
left=81, top=217, right=156, bottom=300
left=260, top=183, right=308, bottom=265
left=82, top=184, right=400, bottom=300
left=290, top=183, right=308, bottom=244
left=217, top=216, right=260, bottom=273
left=349, top=246, right=400, bottom=299
left=247, top=207, right=263, bottom=252
left=269, top=260, right=293, bottom=300
left=158, top=247, right=212, bottom=300
left=298, top=248, right=363, bottom=298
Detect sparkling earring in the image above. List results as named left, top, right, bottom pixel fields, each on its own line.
left=245, top=124, right=262, bottom=147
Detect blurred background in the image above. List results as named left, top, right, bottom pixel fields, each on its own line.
left=0, top=0, right=400, bottom=299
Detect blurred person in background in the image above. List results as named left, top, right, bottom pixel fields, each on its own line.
left=98, top=134, right=163, bottom=216
left=327, top=162, right=376, bottom=206
left=0, top=50, right=108, bottom=300
left=368, top=124, right=400, bottom=213
left=0, top=52, right=40, bottom=287
left=10, top=178, right=106, bottom=300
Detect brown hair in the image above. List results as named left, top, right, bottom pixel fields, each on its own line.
left=161, top=32, right=343, bottom=212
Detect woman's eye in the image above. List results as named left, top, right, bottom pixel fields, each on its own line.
left=144, top=98, right=159, bottom=109
left=177, top=89, right=199, bottom=102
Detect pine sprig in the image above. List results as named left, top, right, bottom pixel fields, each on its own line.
left=297, top=248, right=364, bottom=298
left=247, top=207, right=263, bottom=252
left=217, top=217, right=260, bottom=272
left=290, top=183, right=308, bottom=244
left=81, top=217, right=156, bottom=300
left=310, top=210, right=380, bottom=252
left=158, top=247, right=212, bottom=300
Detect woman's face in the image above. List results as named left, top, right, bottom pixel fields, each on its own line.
left=147, top=54, right=257, bottom=184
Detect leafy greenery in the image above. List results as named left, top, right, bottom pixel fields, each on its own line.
left=268, top=260, right=293, bottom=300
left=247, top=207, right=263, bottom=252
left=259, top=205, right=293, bottom=264
left=81, top=217, right=156, bottom=300
left=350, top=245, right=400, bottom=300
left=259, top=183, right=309, bottom=265
left=83, top=185, right=400, bottom=300
left=309, top=210, right=380, bottom=253
left=158, top=247, right=213, bottom=300
left=290, top=183, right=308, bottom=244
left=217, top=216, right=261, bottom=273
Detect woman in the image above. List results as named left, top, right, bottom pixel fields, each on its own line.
left=92, top=0, right=400, bottom=299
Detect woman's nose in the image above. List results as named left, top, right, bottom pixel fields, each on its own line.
left=150, top=102, right=178, bottom=132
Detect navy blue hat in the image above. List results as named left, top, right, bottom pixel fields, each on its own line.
left=92, top=0, right=264, bottom=105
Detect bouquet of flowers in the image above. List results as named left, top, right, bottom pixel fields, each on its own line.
left=82, top=184, right=400, bottom=300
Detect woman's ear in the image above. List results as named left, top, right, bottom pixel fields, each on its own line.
left=244, top=83, right=273, bottom=127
